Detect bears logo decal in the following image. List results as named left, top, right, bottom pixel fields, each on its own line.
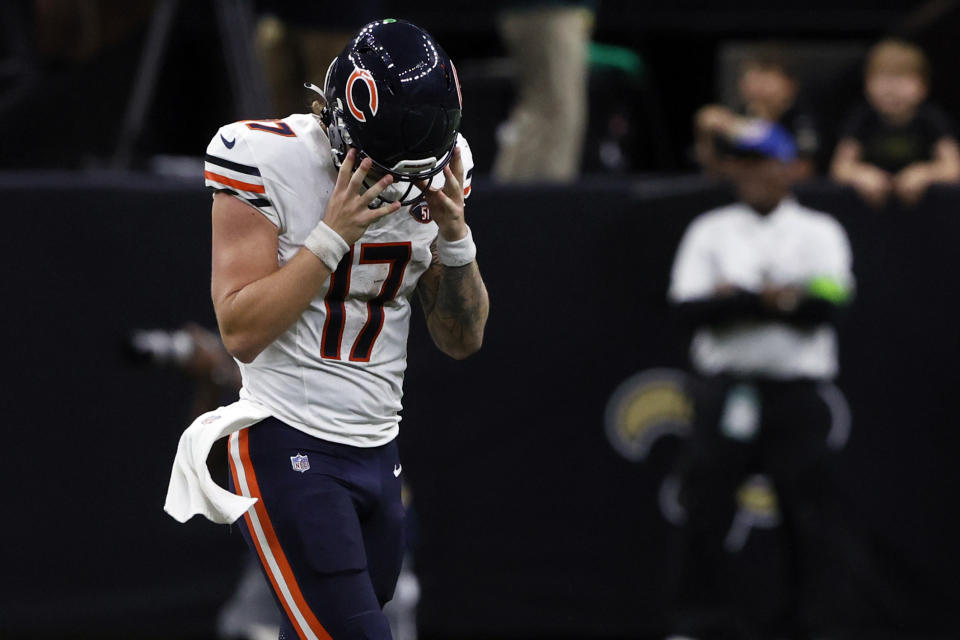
left=346, top=67, right=379, bottom=122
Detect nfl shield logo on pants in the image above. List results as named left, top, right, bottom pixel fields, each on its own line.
left=290, top=453, right=310, bottom=473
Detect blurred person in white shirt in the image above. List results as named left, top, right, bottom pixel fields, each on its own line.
left=666, top=123, right=877, bottom=640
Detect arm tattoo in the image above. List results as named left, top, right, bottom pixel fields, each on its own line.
left=436, top=263, right=486, bottom=331
left=418, top=244, right=489, bottom=357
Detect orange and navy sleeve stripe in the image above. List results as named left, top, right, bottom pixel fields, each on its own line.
left=204, top=153, right=273, bottom=210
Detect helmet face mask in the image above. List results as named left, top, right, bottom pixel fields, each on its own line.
left=312, top=19, right=463, bottom=207
left=357, top=144, right=456, bottom=206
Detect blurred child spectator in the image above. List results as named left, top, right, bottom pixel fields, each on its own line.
left=830, top=39, right=960, bottom=207
left=695, top=48, right=820, bottom=178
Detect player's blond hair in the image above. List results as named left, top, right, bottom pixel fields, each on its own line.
left=865, top=39, right=929, bottom=81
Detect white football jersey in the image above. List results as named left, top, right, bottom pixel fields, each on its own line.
left=204, top=114, right=474, bottom=447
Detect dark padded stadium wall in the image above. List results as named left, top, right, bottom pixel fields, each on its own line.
left=400, top=181, right=729, bottom=638
left=1, top=175, right=957, bottom=638
left=0, top=174, right=242, bottom=637
left=402, top=181, right=960, bottom=638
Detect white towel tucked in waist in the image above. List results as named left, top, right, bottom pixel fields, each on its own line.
left=164, top=399, right=271, bottom=524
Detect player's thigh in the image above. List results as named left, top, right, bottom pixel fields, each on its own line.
left=360, top=441, right=406, bottom=607
left=238, top=419, right=369, bottom=573
left=229, top=419, right=390, bottom=639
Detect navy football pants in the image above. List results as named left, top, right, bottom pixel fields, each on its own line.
left=227, top=417, right=405, bottom=640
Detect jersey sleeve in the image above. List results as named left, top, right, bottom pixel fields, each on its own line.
left=204, top=123, right=282, bottom=230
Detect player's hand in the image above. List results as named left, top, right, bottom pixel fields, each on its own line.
left=893, top=163, right=932, bottom=207
left=418, top=146, right=467, bottom=242
left=323, top=149, right=402, bottom=245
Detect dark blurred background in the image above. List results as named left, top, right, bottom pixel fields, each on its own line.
left=2, top=1, right=959, bottom=639
left=4, top=0, right=960, bottom=174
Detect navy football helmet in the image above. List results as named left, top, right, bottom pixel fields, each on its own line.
left=308, top=19, right=463, bottom=206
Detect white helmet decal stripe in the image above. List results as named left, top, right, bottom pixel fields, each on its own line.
left=346, top=67, right=379, bottom=122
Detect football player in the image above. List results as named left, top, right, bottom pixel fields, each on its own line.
left=201, top=19, right=488, bottom=640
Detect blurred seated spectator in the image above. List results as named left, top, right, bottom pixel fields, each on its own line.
left=830, top=39, right=960, bottom=207
left=0, top=0, right=155, bottom=168
left=695, top=48, right=820, bottom=178
left=32, top=0, right=154, bottom=65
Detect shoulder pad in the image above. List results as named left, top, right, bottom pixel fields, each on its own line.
left=204, top=122, right=278, bottom=226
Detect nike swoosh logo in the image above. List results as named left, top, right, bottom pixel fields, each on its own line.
left=220, top=134, right=236, bottom=149
left=393, top=464, right=402, bottom=478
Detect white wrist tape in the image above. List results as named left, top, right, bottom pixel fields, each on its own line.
left=304, top=221, right=350, bottom=272
left=437, top=226, right=477, bottom=267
